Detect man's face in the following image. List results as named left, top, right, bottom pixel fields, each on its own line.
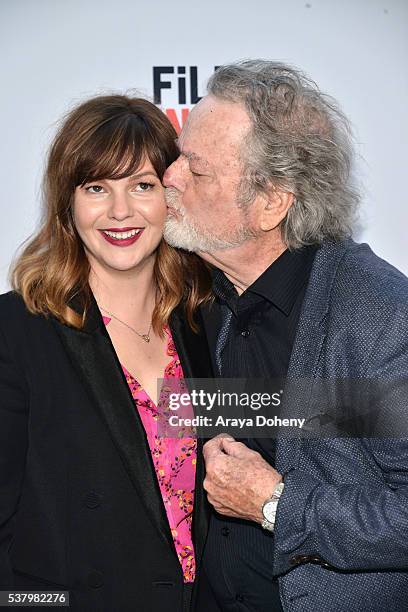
left=163, top=95, right=256, bottom=254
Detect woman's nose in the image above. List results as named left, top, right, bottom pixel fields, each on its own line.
left=107, top=192, right=133, bottom=220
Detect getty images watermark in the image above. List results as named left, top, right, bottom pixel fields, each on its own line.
left=156, top=378, right=308, bottom=439
left=155, top=377, right=408, bottom=439
left=166, top=388, right=305, bottom=430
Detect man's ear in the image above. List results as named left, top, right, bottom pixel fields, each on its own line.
left=259, top=188, right=294, bottom=232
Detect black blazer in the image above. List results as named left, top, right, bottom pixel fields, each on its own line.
left=0, top=290, right=215, bottom=612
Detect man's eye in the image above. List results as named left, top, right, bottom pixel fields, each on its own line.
left=191, top=171, right=204, bottom=177
left=85, top=185, right=105, bottom=193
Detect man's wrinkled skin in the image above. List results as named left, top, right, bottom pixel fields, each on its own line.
left=203, top=434, right=282, bottom=524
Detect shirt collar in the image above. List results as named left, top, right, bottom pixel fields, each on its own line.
left=212, top=245, right=317, bottom=316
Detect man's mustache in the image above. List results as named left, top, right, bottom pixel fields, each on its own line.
left=164, top=187, right=185, bottom=215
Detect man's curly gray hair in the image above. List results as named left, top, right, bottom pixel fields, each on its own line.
left=207, top=60, right=359, bottom=249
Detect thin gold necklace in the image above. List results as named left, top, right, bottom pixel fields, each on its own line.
left=98, top=305, right=153, bottom=343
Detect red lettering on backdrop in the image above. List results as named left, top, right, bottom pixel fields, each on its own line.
left=165, top=108, right=190, bottom=134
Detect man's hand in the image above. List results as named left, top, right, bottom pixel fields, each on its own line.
left=203, top=434, right=282, bottom=523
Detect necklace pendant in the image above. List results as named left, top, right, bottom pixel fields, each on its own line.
left=97, top=304, right=152, bottom=343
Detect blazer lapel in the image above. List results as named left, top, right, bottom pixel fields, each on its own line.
left=169, top=305, right=214, bottom=380
left=275, top=239, right=350, bottom=474
left=52, top=294, right=176, bottom=555
left=169, top=306, right=214, bottom=567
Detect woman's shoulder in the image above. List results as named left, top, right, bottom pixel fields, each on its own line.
left=0, top=290, right=29, bottom=317
left=0, top=291, right=57, bottom=358
left=0, top=292, right=34, bottom=352
left=0, top=290, right=47, bottom=333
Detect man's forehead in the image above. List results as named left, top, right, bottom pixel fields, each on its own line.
left=178, top=96, right=250, bottom=162
left=183, top=95, right=250, bottom=135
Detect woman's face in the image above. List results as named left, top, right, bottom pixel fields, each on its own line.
left=73, top=158, right=166, bottom=276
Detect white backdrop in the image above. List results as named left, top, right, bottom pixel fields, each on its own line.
left=1, top=0, right=407, bottom=292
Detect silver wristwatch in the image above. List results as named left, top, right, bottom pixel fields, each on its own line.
left=261, top=482, right=285, bottom=532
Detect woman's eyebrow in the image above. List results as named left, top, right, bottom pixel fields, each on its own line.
left=129, top=171, right=158, bottom=180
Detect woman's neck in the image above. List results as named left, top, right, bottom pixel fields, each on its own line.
left=88, top=256, right=157, bottom=325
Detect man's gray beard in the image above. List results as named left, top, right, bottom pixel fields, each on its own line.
left=164, top=188, right=253, bottom=254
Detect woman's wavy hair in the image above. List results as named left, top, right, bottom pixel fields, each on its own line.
left=11, top=94, right=211, bottom=331
left=208, top=60, right=360, bottom=248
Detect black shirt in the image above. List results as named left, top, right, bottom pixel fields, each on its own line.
left=201, top=246, right=317, bottom=611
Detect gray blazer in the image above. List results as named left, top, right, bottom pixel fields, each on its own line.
left=273, top=239, right=408, bottom=611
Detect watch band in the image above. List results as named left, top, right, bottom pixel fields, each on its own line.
left=261, top=481, right=285, bottom=532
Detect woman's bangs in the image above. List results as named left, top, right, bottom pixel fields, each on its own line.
left=75, top=117, right=147, bottom=187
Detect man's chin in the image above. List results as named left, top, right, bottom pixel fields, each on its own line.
left=163, top=218, right=199, bottom=252
left=163, top=216, right=247, bottom=255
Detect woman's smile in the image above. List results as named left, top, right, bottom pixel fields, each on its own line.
left=98, top=227, right=144, bottom=247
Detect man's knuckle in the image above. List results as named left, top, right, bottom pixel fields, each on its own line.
left=206, top=463, right=215, bottom=475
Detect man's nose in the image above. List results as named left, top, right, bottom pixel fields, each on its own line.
left=163, top=157, right=186, bottom=192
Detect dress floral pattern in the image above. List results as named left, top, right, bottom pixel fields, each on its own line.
left=103, top=317, right=197, bottom=583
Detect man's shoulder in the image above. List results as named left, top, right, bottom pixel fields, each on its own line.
left=341, top=240, right=406, bottom=281
left=321, top=239, right=408, bottom=312
left=307, top=240, right=408, bottom=374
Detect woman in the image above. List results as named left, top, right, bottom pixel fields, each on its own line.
left=0, top=95, right=215, bottom=611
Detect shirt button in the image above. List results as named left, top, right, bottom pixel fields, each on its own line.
left=236, top=594, right=245, bottom=602
left=241, top=329, right=250, bottom=337
left=83, top=491, right=102, bottom=509
left=221, top=526, right=230, bottom=537
left=88, top=570, right=104, bottom=588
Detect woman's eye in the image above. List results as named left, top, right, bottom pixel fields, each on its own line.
left=85, top=185, right=105, bottom=194
left=135, top=182, right=154, bottom=191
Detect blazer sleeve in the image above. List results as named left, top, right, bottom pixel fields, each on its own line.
left=0, top=323, right=29, bottom=587
left=272, top=305, right=408, bottom=576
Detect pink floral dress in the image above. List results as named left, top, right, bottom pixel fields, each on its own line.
left=103, top=317, right=197, bottom=583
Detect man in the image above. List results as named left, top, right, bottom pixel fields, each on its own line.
left=163, top=60, right=408, bottom=611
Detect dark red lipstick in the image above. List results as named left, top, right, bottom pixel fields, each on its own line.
left=98, top=227, right=144, bottom=247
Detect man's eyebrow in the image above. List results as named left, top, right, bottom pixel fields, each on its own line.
left=174, top=138, right=209, bottom=166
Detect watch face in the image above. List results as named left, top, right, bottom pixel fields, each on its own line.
left=263, top=500, right=278, bottom=523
